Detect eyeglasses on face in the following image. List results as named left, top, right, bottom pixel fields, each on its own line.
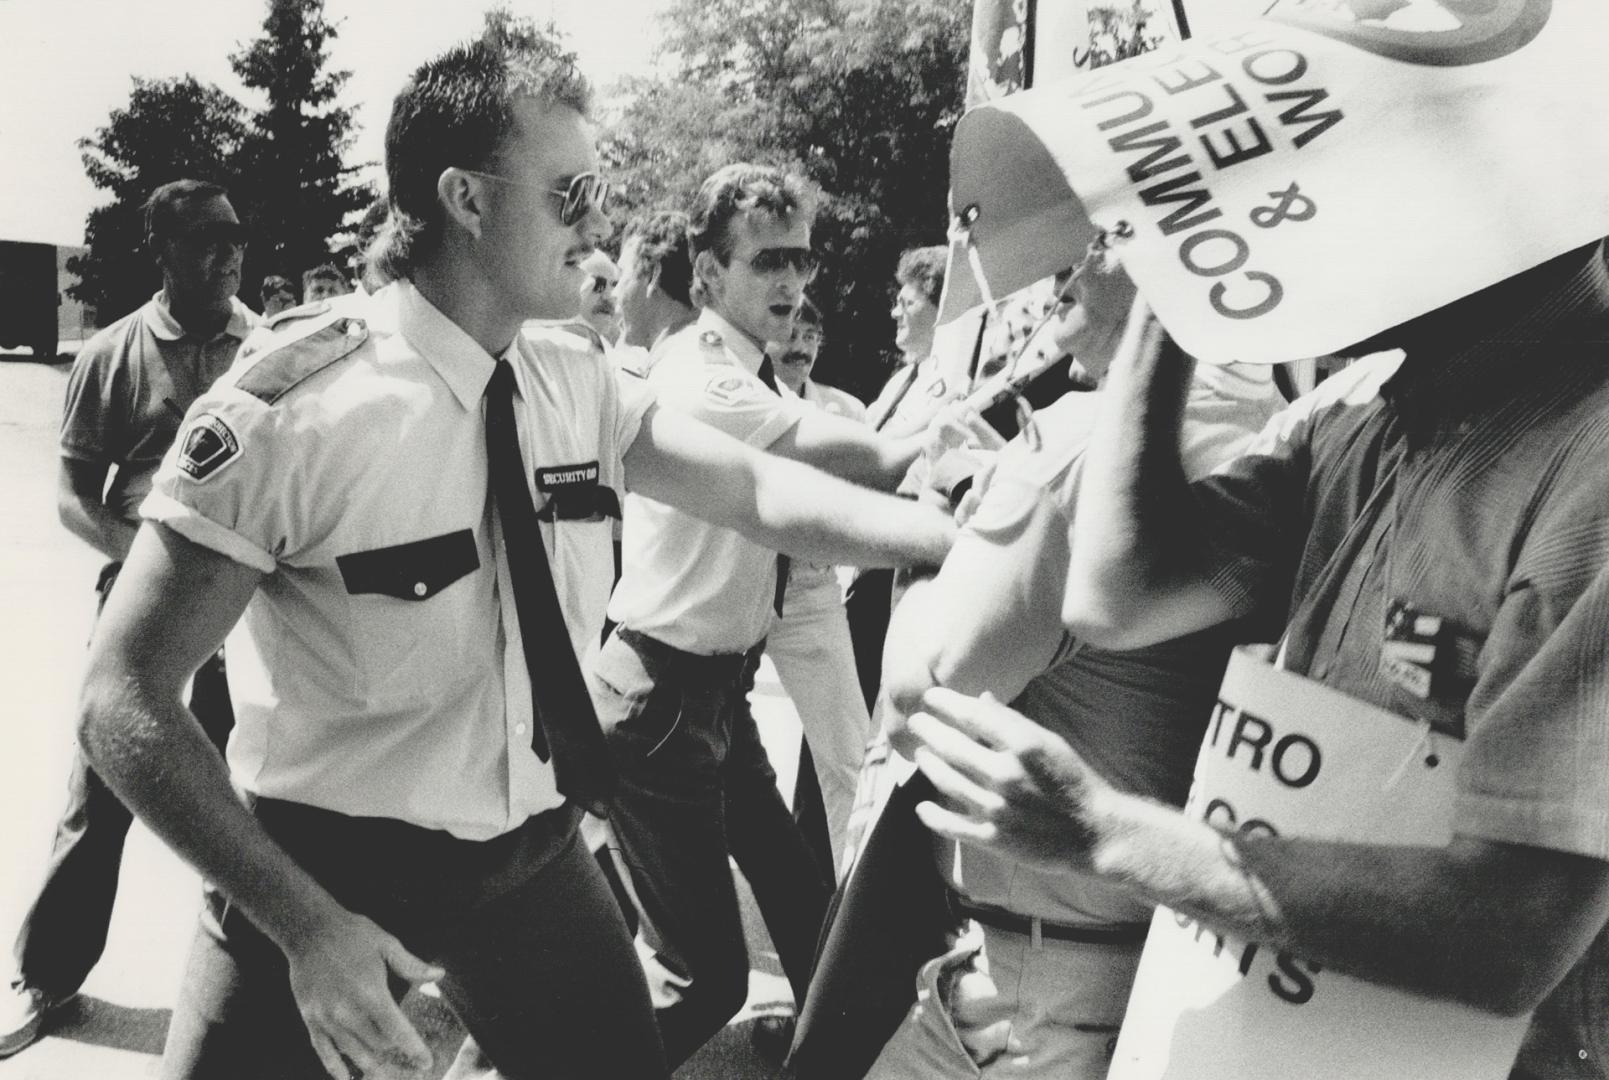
left=463, top=169, right=612, bottom=227
left=177, top=222, right=249, bottom=249
left=742, top=246, right=819, bottom=280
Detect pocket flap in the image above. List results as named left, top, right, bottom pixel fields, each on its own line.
left=337, top=529, right=479, bottom=600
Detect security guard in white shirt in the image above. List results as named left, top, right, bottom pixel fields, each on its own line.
left=595, top=162, right=989, bottom=1069
left=76, top=35, right=954, bottom=1080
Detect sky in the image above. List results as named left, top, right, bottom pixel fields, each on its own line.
left=0, top=0, right=671, bottom=247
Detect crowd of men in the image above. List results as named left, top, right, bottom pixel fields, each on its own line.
left=2, top=13, right=1606, bottom=1080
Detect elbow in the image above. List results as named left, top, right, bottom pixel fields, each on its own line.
left=75, top=649, right=142, bottom=778
left=75, top=668, right=117, bottom=773
left=1472, top=922, right=1603, bottom=1016
left=1452, top=950, right=1563, bottom=1017
left=56, top=488, right=85, bottom=534
left=883, top=656, right=937, bottom=725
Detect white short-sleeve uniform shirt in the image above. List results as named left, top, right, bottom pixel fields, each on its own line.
left=606, top=307, right=809, bottom=654
left=142, top=282, right=650, bottom=839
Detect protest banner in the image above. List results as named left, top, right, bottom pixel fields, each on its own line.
left=1108, top=647, right=1530, bottom=1080
left=944, top=0, right=1609, bottom=364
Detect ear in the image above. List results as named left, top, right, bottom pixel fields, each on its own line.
left=436, top=168, right=486, bottom=240
left=693, top=249, right=723, bottom=302
left=148, top=232, right=172, bottom=269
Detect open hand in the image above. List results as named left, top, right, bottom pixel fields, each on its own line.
left=285, top=911, right=445, bottom=1080
left=907, top=686, right=1118, bottom=876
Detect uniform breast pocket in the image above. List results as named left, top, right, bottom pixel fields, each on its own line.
left=337, top=529, right=480, bottom=697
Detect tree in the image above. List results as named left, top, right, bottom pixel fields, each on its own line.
left=70, top=0, right=370, bottom=321
left=69, top=76, right=246, bottom=320
left=602, top=0, right=970, bottom=399
left=230, top=0, right=372, bottom=295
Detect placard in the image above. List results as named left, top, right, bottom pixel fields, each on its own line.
left=1108, top=647, right=1529, bottom=1080
left=946, top=1, right=1609, bottom=364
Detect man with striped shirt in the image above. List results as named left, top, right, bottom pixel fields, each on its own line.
left=907, top=241, right=1609, bottom=1079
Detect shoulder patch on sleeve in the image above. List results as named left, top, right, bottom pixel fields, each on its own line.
left=235, top=317, right=369, bottom=404
left=176, top=413, right=242, bottom=482
left=705, top=373, right=750, bottom=405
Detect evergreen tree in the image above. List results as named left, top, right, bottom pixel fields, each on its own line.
left=230, top=0, right=372, bottom=296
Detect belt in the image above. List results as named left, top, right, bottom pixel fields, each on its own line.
left=611, top=625, right=765, bottom=683
left=948, top=889, right=1149, bottom=947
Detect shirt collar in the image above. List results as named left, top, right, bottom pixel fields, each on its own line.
left=142, top=292, right=256, bottom=343
left=395, top=280, right=509, bottom=410
left=1382, top=241, right=1609, bottom=426
left=697, top=307, right=767, bottom=376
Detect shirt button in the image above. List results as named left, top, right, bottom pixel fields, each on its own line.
left=514, top=722, right=528, bottom=736
left=413, top=582, right=428, bottom=597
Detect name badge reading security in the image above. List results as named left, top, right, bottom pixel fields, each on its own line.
left=176, top=414, right=242, bottom=482
left=536, top=460, right=617, bottom=523
left=536, top=461, right=600, bottom=493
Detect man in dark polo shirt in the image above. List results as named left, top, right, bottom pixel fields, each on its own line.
left=0, top=178, right=253, bottom=1059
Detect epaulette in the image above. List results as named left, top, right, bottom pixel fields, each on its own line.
left=264, top=299, right=331, bottom=330
left=616, top=349, right=652, bottom=380
left=554, top=319, right=608, bottom=353
left=235, top=309, right=369, bottom=405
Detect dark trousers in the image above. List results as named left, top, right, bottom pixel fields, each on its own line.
left=12, top=564, right=235, bottom=999
left=160, top=798, right=666, bottom=1080
left=590, top=627, right=831, bottom=1069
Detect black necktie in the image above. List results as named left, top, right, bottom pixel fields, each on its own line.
left=755, top=355, right=790, bottom=617
left=872, top=362, right=921, bottom=433
left=485, top=359, right=614, bottom=814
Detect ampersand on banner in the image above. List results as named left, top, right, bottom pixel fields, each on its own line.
left=1250, top=183, right=1318, bottom=229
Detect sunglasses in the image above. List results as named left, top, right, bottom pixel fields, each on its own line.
left=466, top=169, right=612, bottom=228
left=177, top=222, right=249, bottom=248
left=743, top=247, right=819, bottom=279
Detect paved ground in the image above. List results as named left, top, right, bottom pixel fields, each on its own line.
left=0, top=349, right=801, bottom=1078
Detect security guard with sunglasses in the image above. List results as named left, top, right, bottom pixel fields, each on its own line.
left=1, top=179, right=255, bottom=1060
left=594, top=162, right=990, bottom=1068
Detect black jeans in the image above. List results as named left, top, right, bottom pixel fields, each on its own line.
left=160, top=798, right=667, bottom=1080
left=12, top=563, right=235, bottom=1000
left=589, top=627, right=831, bottom=1068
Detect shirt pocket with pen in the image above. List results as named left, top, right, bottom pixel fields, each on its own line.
left=336, top=529, right=481, bottom=698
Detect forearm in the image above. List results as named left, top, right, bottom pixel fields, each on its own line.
left=1091, top=793, right=1608, bottom=1013
left=59, top=493, right=138, bottom=563
left=774, top=413, right=924, bottom=491
left=1064, top=313, right=1221, bottom=647
left=80, top=673, right=347, bottom=951
left=750, top=456, right=953, bottom=570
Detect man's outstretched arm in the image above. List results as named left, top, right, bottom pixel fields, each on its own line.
left=81, top=522, right=443, bottom=1080
left=623, top=401, right=954, bottom=571
left=907, top=687, right=1609, bottom=1015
